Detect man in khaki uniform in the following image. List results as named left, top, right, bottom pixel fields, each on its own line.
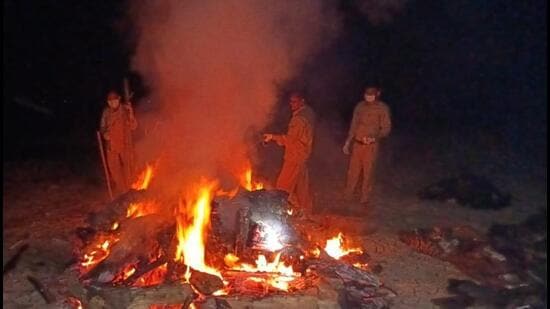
left=343, top=86, right=391, bottom=205
left=264, top=92, right=316, bottom=213
left=100, top=91, right=138, bottom=194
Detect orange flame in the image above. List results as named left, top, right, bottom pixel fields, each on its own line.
left=175, top=180, right=221, bottom=278
left=126, top=201, right=158, bottom=219
left=126, top=163, right=159, bottom=219
left=240, top=167, right=264, bottom=191
left=353, top=262, right=369, bottom=270
left=324, top=233, right=363, bottom=259
left=80, top=237, right=119, bottom=271
left=224, top=252, right=299, bottom=291
left=131, top=163, right=155, bottom=190
left=133, top=263, right=168, bottom=287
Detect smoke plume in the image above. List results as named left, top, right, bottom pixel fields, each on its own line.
left=128, top=0, right=339, bottom=190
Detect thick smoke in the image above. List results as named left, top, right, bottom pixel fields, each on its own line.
left=128, top=1, right=339, bottom=190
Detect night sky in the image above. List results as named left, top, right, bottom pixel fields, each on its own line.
left=3, top=0, right=547, bottom=163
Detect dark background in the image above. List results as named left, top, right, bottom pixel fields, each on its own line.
left=3, top=0, right=547, bottom=169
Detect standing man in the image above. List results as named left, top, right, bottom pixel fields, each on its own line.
left=100, top=90, right=138, bottom=194
left=343, top=85, right=391, bottom=206
left=264, top=92, right=316, bottom=214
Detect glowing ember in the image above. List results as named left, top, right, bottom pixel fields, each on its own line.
left=310, top=248, right=321, bottom=258
left=112, top=264, right=137, bottom=283
left=224, top=252, right=297, bottom=277
left=353, top=262, right=369, bottom=270
left=79, top=237, right=118, bottom=271
left=224, top=252, right=298, bottom=291
left=324, top=233, right=363, bottom=259
left=133, top=263, right=168, bottom=287
left=175, top=180, right=221, bottom=278
left=65, top=297, right=83, bottom=309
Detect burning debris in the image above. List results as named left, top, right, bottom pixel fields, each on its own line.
left=399, top=209, right=547, bottom=307
left=67, top=164, right=392, bottom=308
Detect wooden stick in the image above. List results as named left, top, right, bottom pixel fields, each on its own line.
left=3, top=243, right=29, bottom=276
left=123, top=257, right=168, bottom=286
left=27, top=276, right=56, bottom=304
left=96, top=130, right=113, bottom=200
left=123, top=77, right=133, bottom=105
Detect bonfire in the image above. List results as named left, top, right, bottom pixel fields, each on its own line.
left=71, top=161, right=389, bottom=308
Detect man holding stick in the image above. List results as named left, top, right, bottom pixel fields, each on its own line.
left=99, top=90, right=138, bottom=195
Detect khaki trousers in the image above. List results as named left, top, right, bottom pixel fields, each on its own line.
left=106, top=150, right=133, bottom=194
left=276, top=160, right=312, bottom=212
left=344, top=142, right=379, bottom=203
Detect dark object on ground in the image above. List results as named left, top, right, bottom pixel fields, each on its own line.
left=432, top=279, right=546, bottom=308
left=417, top=173, right=511, bottom=209
left=399, top=209, right=547, bottom=307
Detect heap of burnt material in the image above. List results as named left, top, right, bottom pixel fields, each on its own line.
left=399, top=209, right=547, bottom=308
left=70, top=187, right=393, bottom=308
left=417, top=173, right=511, bottom=209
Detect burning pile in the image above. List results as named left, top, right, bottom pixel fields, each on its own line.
left=72, top=162, right=389, bottom=308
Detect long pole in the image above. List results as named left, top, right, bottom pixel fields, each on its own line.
left=96, top=131, right=113, bottom=200
left=123, top=77, right=132, bottom=105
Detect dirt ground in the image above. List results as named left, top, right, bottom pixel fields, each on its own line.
left=3, top=137, right=547, bottom=308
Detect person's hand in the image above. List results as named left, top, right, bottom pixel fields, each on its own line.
left=263, top=134, right=273, bottom=143
left=342, top=140, right=351, bottom=155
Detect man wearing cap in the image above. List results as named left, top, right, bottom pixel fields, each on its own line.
left=264, top=92, right=316, bottom=214
left=100, top=90, right=138, bottom=194
left=342, top=86, right=391, bottom=206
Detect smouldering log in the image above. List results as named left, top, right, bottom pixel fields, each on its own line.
left=189, top=269, right=225, bottom=295
left=87, top=189, right=149, bottom=231
left=122, top=256, right=169, bottom=286
left=82, top=215, right=175, bottom=284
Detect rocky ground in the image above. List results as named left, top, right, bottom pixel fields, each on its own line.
left=3, top=135, right=547, bottom=308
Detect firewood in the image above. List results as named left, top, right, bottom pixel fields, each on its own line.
left=82, top=214, right=175, bottom=283
left=87, top=189, right=149, bottom=231
left=123, top=256, right=169, bottom=286
left=85, top=282, right=197, bottom=309
left=27, top=275, right=56, bottom=304
left=189, top=269, right=224, bottom=295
